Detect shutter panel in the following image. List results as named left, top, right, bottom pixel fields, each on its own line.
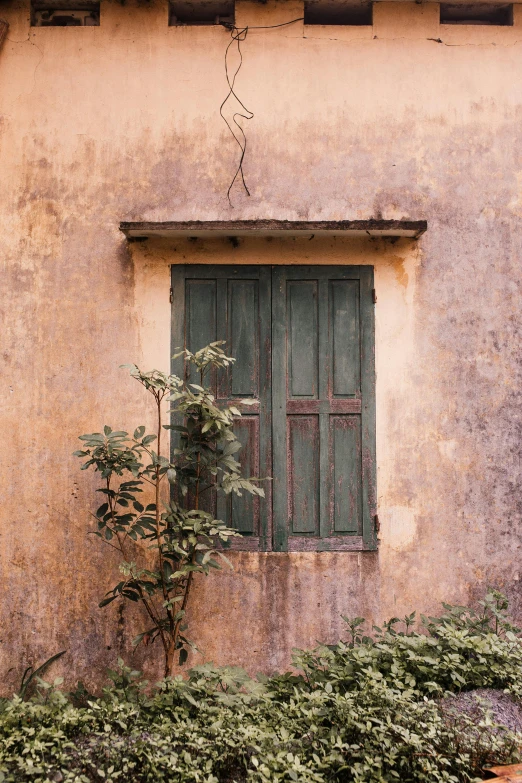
left=171, top=266, right=272, bottom=551
left=272, top=266, right=376, bottom=552
left=171, top=264, right=376, bottom=552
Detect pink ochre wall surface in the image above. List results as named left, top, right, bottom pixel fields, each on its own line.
left=1, top=0, right=521, bottom=689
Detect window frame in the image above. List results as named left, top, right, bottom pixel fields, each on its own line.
left=170, top=264, right=377, bottom=553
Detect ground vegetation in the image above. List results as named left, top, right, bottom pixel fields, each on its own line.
left=1, top=592, right=522, bottom=782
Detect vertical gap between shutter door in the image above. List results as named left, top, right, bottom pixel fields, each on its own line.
left=318, top=277, right=330, bottom=540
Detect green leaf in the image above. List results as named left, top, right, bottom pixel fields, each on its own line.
left=122, top=590, right=140, bottom=602
left=99, top=595, right=118, bottom=607
left=18, top=651, right=67, bottom=700
left=216, top=551, right=234, bottom=569
left=222, top=441, right=242, bottom=457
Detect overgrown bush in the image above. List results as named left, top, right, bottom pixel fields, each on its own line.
left=1, top=591, right=522, bottom=783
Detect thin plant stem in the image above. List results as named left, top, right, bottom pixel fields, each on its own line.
left=154, top=392, right=169, bottom=608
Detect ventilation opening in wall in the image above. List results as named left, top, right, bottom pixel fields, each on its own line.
left=440, top=3, right=513, bottom=24
left=304, top=0, right=373, bottom=26
left=169, top=0, right=234, bottom=26
left=31, top=0, right=99, bottom=25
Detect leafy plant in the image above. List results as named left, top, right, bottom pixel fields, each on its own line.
left=74, top=343, right=264, bottom=676
left=17, top=651, right=67, bottom=701
left=2, top=594, right=522, bottom=782
left=295, top=589, right=522, bottom=702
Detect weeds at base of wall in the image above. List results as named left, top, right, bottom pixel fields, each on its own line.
left=1, top=591, right=522, bottom=782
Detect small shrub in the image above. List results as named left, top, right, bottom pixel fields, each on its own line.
left=296, top=589, right=522, bottom=699
left=74, top=343, right=264, bottom=676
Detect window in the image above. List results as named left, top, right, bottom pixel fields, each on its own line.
left=171, top=265, right=376, bottom=552
left=304, top=0, right=373, bottom=26
left=31, top=0, right=99, bottom=26
left=440, top=3, right=513, bottom=25
left=169, top=0, right=234, bottom=26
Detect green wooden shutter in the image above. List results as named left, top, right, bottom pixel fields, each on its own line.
left=272, top=266, right=376, bottom=552
left=171, top=265, right=272, bottom=551
left=171, top=264, right=376, bottom=552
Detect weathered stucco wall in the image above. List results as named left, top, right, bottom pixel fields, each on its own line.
left=1, top=0, right=522, bottom=690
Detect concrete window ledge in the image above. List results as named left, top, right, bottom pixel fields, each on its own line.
left=119, top=219, right=428, bottom=240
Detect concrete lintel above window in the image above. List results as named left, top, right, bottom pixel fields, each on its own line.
left=119, top=219, right=427, bottom=240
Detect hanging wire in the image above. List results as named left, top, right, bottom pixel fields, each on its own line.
left=219, top=17, right=304, bottom=206
left=219, top=26, right=252, bottom=205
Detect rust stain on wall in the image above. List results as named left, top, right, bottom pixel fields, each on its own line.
left=386, top=255, right=409, bottom=289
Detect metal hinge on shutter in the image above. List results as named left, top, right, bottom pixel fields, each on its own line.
left=372, top=289, right=377, bottom=304
left=170, top=287, right=173, bottom=304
